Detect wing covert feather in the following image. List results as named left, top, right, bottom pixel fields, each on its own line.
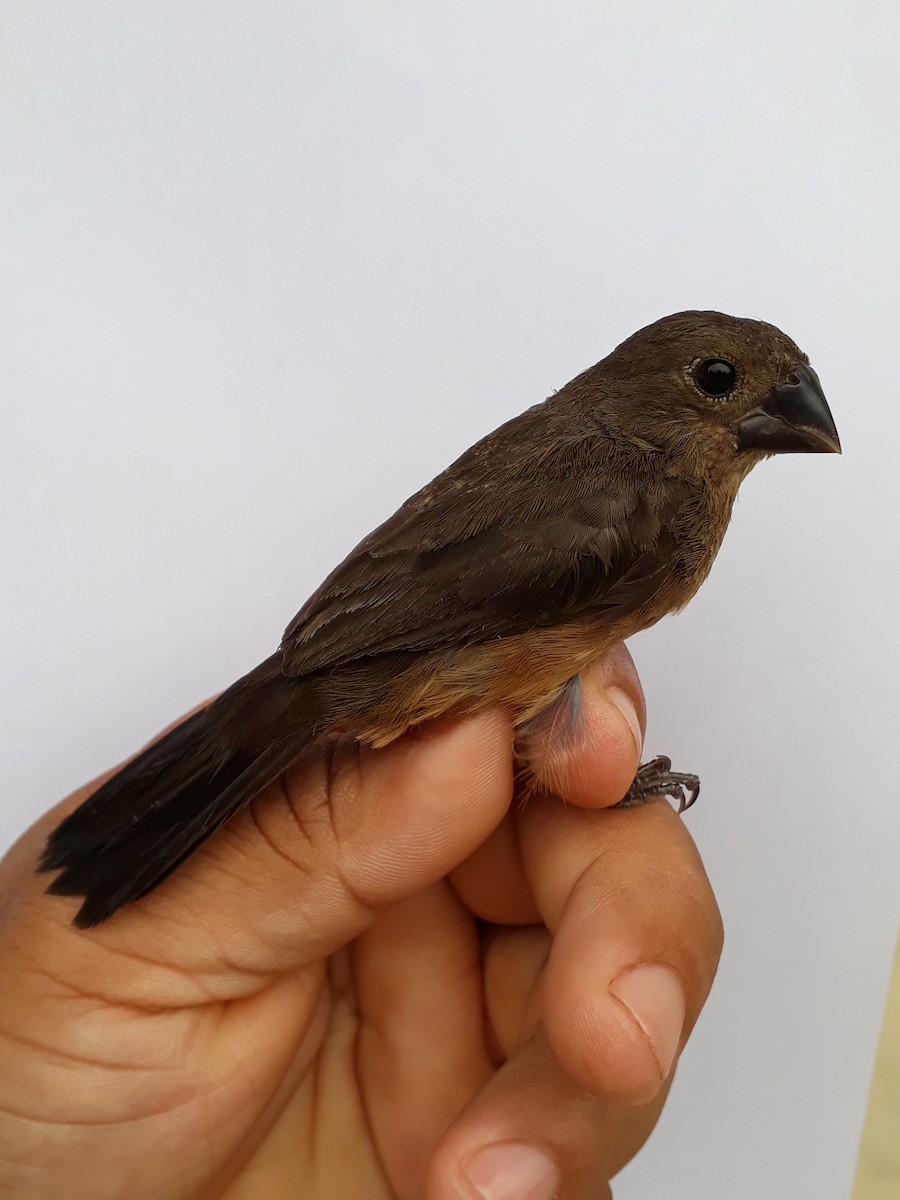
left=281, top=414, right=676, bottom=676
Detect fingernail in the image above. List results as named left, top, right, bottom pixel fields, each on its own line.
left=460, top=1141, right=560, bottom=1200
left=609, top=963, right=686, bottom=1081
left=606, top=685, right=643, bottom=756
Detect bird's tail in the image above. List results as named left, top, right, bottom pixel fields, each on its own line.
left=40, top=654, right=323, bottom=928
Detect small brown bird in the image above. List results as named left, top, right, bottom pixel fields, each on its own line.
left=41, top=311, right=840, bottom=927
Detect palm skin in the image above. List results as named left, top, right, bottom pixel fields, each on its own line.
left=0, top=648, right=722, bottom=1199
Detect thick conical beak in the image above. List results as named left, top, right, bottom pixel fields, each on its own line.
left=736, top=363, right=841, bottom=455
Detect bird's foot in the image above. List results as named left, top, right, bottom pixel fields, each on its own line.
left=616, top=755, right=699, bottom=814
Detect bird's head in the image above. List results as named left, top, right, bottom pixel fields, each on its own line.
left=591, top=310, right=840, bottom=472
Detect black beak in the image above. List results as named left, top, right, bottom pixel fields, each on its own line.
left=736, top=363, right=841, bottom=455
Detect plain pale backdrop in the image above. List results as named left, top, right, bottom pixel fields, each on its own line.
left=2, top=3, right=899, bottom=1197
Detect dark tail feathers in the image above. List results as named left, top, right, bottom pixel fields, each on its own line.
left=40, top=655, right=321, bottom=927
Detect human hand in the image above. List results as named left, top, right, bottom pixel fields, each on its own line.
left=0, top=645, right=722, bottom=1199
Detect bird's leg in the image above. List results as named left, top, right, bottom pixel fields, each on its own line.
left=616, top=755, right=700, bottom=814
left=514, top=674, right=585, bottom=802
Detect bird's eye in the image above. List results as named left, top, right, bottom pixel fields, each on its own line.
left=694, top=358, right=737, bottom=398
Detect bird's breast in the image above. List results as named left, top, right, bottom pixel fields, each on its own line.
left=334, top=614, right=643, bottom=747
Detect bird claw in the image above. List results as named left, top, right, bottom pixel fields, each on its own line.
left=616, top=755, right=700, bottom=814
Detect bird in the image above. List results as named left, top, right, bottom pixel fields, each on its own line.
left=40, top=310, right=841, bottom=927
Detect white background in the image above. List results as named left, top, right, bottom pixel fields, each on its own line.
left=2, top=3, right=898, bottom=1197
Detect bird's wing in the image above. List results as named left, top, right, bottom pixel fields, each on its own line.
left=281, top=425, right=679, bottom=677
